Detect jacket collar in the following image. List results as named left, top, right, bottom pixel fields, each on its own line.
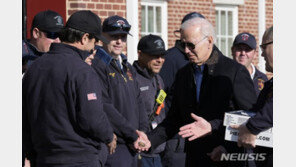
left=23, top=39, right=44, bottom=57
left=95, top=45, right=128, bottom=66
left=190, top=44, right=220, bottom=75
left=133, top=61, right=154, bottom=79
left=50, top=43, right=90, bottom=61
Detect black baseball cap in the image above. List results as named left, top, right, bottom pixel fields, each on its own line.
left=138, top=34, right=166, bottom=55
left=66, top=10, right=109, bottom=43
left=102, top=15, right=132, bottom=36
left=181, top=12, right=205, bottom=24
left=233, top=32, right=257, bottom=49
left=31, top=10, right=64, bottom=33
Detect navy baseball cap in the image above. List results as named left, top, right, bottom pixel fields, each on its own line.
left=174, top=12, right=205, bottom=37
left=31, top=10, right=64, bottom=33
left=181, top=12, right=205, bottom=24
left=66, top=10, right=109, bottom=44
left=233, top=32, right=257, bottom=49
left=102, top=15, right=132, bottom=36
left=138, top=34, right=166, bottom=55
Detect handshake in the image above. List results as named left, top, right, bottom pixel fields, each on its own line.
left=107, top=130, right=151, bottom=155
left=133, top=130, right=151, bottom=152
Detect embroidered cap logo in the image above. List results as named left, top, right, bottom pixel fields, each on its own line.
left=154, top=39, right=164, bottom=49
left=241, top=34, right=249, bottom=41
left=54, top=16, right=64, bottom=26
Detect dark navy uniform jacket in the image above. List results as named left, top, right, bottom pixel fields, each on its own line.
left=133, top=61, right=166, bottom=157
left=247, top=78, right=273, bottom=134
left=91, top=46, right=148, bottom=145
left=148, top=45, right=257, bottom=167
left=22, top=43, right=114, bottom=165
left=253, top=67, right=268, bottom=96
left=158, top=40, right=188, bottom=167
left=22, top=40, right=44, bottom=73
left=247, top=78, right=273, bottom=167
left=159, top=40, right=188, bottom=93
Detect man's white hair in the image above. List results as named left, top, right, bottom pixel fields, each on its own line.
left=181, top=17, right=216, bottom=44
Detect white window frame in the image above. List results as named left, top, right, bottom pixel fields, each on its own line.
left=215, top=5, right=238, bottom=57
left=140, top=0, right=168, bottom=49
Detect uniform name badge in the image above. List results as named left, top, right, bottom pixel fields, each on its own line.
left=151, top=120, right=158, bottom=129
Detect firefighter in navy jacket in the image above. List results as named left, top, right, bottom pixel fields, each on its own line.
left=133, top=34, right=167, bottom=167
left=22, top=10, right=64, bottom=74
left=22, top=11, right=115, bottom=167
left=91, top=15, right=149, bottom=167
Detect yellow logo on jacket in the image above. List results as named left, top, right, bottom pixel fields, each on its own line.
left=109, top=73, right=115, bottom=78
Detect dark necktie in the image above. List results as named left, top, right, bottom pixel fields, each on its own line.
left=194, top=65, right=204, bottom=102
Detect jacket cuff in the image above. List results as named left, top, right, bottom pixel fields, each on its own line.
left=246, top=121, right=261, bottom=135
left=209, top=119, right=222, bottom=132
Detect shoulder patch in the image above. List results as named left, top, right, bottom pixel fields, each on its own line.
left=87, top=93, right=97, bottom=101
left=258, top=78, right=265, bottom=91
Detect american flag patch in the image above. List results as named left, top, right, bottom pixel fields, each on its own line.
left=87, top=93, right=97, bottom=101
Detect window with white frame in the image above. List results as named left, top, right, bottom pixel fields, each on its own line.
left=140, top=0, right=168, bottom=48
left=215, top=6, right=238, bottom=57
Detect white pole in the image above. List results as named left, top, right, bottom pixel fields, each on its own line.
left=126, top=0, right=139, bottom=64
left=258, top=0, right=266, bottom=73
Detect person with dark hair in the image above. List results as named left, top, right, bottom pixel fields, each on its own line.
left=158, top=12, right=205, bottom=167
left=22, top=10, right=64, bottom=73
left=22, top=10, right=116, bottom=167
left=91, top=15, right=150, bottom=167
left=133, top=34, right=167, bottom=167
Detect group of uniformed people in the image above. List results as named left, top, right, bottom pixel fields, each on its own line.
left=22, top=9, right=273, bottom=167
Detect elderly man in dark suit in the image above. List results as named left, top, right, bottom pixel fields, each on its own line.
left=145, top=17, right=257, bottom=166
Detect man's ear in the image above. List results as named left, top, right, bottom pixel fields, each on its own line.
left=32, top=28, right=41, bottom=39
left=207, top=35, right=214, bottom=46
left=81, top=33, right=89, bottom=45
left=206, top=36, right=214, bottom=50
left=137, top=50, right=141, bottom=59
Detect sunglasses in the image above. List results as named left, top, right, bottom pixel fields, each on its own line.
left=180, top=36, right=208, bottom=50
left=106, top=22, right=131, bottom=32
left=43, top=31, right=59, bottom=40
left=260, top=41, right=273, bottom=51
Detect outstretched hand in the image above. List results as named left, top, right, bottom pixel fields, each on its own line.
left=178, top=113, right=212, bottom=141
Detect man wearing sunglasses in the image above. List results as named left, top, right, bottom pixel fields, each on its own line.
left=232, top=26, right=273, bottom=167
left=91, top=15, right=149, bottom=167
left=159, top=12, right=205, bottom=167
left=23, top=10, right=116, bottom=167
left=147, top=17, right=257, bottom=166
left=22, top=10, right=64, bottom=73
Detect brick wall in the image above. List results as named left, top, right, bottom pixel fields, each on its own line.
left=67, top=0, right=126, bottom=22
left=166, top=0, right=216, bottom=48
left=66, top=0, right=273, bottom=76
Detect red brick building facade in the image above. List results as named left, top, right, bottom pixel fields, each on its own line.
left=25, top=0, right=273, bottom=75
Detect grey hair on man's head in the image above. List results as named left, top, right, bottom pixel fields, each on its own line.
left=181, top=17, right=216, bottom=44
